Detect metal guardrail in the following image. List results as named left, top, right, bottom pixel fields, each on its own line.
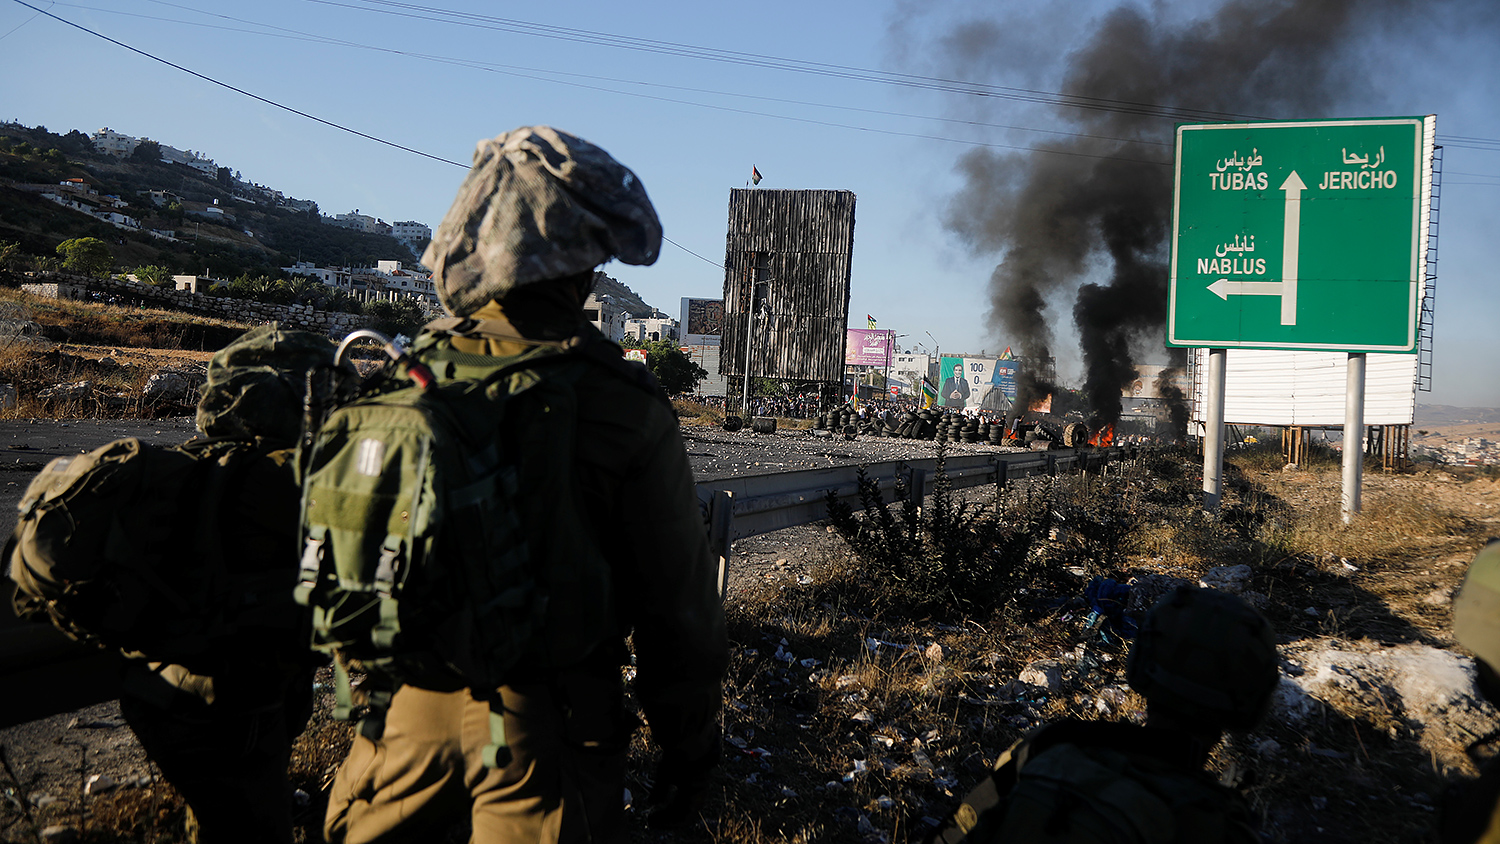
left=697, top=445, right=1138, bottom=596
left=0, top=443, right=1137, bottom=727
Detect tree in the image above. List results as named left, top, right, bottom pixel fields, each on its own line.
left=132, top=264, right=172, bottom=286
left=55, top=237, right=113, bottom=276
left=622, top=338, right=707, bottom=394
left=131, top=139, right=161, bottom=163
left=365, top=298, right=428, bottom=339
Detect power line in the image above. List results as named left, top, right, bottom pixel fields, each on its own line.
left=663, top=236, right=723, bottom=270
left=63, top=0, right=1173, bottom=153
left=9, top=0, right=466, bottom=168
left=311, top=0, right=1500, bottom=153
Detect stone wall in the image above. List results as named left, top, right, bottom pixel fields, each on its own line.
left=19, top=272, right=374, bottom=336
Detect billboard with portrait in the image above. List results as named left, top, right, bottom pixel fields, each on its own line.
left=680, top=297, right=724, bottom=345
left=937, top=356, right=1017, bottom=413
left=845, top=329, right=894, bottom=366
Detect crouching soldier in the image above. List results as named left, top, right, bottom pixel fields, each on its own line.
left=1442, top=538, right=1500, bottom=843
left=7, top=324, right=334, bottom=843
left=932, top=585, right=1279, bottom=843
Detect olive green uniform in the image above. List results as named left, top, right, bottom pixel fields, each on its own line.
left=932, top=720, right=1260, bottom=844
left=325, top=303, right=727, bottom=843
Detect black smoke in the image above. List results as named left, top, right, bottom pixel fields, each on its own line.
left=939, top=0, right=1428, bottom=430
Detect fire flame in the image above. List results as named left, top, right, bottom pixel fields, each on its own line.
left=1088, top=424, right=1115, bottom=447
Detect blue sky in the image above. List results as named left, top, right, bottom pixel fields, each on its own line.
left=2, top=0, right=1496, bottom=407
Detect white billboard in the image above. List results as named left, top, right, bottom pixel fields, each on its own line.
left=1190, top=348, right=1417, bottom=426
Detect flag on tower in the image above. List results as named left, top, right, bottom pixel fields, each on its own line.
left=867, top=315, right=877, bottom=329
left=921, top=377, right=938, bottom=409
left=751, top=166, right=762, bottom=185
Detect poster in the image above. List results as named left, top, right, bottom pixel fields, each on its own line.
left=845, top=329, right=894, bottom=366
left=937, top=356, right=1017, bottom=413
left=683, top=298, right=724, bottom=336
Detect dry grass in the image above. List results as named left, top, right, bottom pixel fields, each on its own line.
left=675, top=399, right=726, bottom=427
left=620, top=451, right=1500, bottom=844
left=0, top=288, right=242, bottom=420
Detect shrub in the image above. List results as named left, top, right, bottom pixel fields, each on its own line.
left=825, top=450, right=1038, bottom=621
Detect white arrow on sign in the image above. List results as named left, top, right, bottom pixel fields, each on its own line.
left=1278, top=171, right=1305, bottom=325
left=1204, top=170, right=1305, bottom=325
left=1208, top=279, right=1285, bottom=300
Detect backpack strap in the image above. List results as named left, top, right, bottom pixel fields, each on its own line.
left=424, top=317, right=671, bottom=406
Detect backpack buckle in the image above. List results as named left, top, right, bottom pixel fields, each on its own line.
left=293, top=536, right=325, bottom=606
left=374, top=541, right=403, bottom=597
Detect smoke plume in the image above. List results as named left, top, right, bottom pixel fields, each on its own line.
left=941, top=0, right=1424, bottom=429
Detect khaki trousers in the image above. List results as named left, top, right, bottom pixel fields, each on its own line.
left=325, top=676, right=626, bottom=844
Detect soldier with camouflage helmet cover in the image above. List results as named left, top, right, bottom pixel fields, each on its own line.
left=931, top=585, right=1279, bottom=844
left=1440, top=539, right=1500, bottom=844
left=321, top=126, right=727, bottom=844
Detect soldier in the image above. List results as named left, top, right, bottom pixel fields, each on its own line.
left=932, top=585, right=1278, bottom=843
left=322, top=126, right=728, bottom=843
left=7, top=324, right=334, bottom=844
left=1441, top=538, right=1500, bottom=843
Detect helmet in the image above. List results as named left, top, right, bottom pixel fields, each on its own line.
left=1126, top=585, right=1279, bottom=731
left=1454, top=540, right=1500, bottom=671
left=196, top=322, right=335, bottom=444
left=422, top=126, right=662, bottom=317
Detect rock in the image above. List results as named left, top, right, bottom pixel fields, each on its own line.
left=1017, top=659, right=1066, bottom=692
left=1278, top=638, right=1498, bottom=775
left=84, top=773, right=116, bottom=796
left=37, top=380, right=92, bottom=402
left=143, top=370, right=203, bottom=402
left=1253, top=738, right=1283, bottom=756
left=1126, top=574, right=1192, bottom=614
left=0, top=383, right=15, bottom=410
left=40, top=826, right=78, bottom=844
left=1282, top=463, right=1299, bottom=472
left=1200, top=564, right=1253, bottom=594
left=1424, top=585, right=1456, bottom=606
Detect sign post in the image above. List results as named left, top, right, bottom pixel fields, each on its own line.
left=1168, top=116, right=1435, bottom=514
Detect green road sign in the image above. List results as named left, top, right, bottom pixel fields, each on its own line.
left=1167, top=117, right=1434, bottom=352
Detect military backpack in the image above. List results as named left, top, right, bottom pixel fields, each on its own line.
left=6, top=436, right=303, bottom=667
left=294, top=319, right=640, bottom=766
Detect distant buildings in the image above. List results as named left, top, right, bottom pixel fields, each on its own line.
left=324, top=210, right=391, bottom=235
left=283, top=260, right=438, bottom=307
left=624, top=315, right=678, bottom=343
left=1413, top=435, right=1499, bottom=466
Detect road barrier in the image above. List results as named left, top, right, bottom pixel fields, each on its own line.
left=697, top=445, right=1139, bottom=597
left=1, top=444, right=1137, bottom=726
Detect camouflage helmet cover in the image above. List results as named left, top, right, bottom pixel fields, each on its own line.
left=196, top=323, right=336, bottom=444
left=1454, top=540, right=1500, bottom=671
left=1126, top=585, right=1279, bottom=731
left=422, top=125, right=662, bottom=317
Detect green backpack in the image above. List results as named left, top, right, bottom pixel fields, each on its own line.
left=939, top=722, right=1253, bottom=844
left=6, top=436, right=303, bottom=666
left=294, top=320, right=631, bottom=766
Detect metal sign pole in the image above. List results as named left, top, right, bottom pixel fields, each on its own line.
left=1203, top=348, right=1227, bottom=512
left=1342, top=352, right=1367, bottom=523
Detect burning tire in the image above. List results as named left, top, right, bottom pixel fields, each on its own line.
left=1063, top=422, right=1089, bottom=448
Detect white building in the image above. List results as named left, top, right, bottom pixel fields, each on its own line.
left=892, top=352, right=934, bottom=385
left=328, top=211, right=392, bottom=235
left=284, top=261, right=353, bottom=291
left=91, top=128, right=138, bottom=157
left=390, top=220, right=431, bottom=245
left=624, top=316, right=678, bottom=343
left=157, top=144, right=217, bottom=176
left=585, top=292, right=630, bottom=343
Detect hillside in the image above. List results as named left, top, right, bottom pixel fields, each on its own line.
left=0, top=122, right=415, bottom=282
